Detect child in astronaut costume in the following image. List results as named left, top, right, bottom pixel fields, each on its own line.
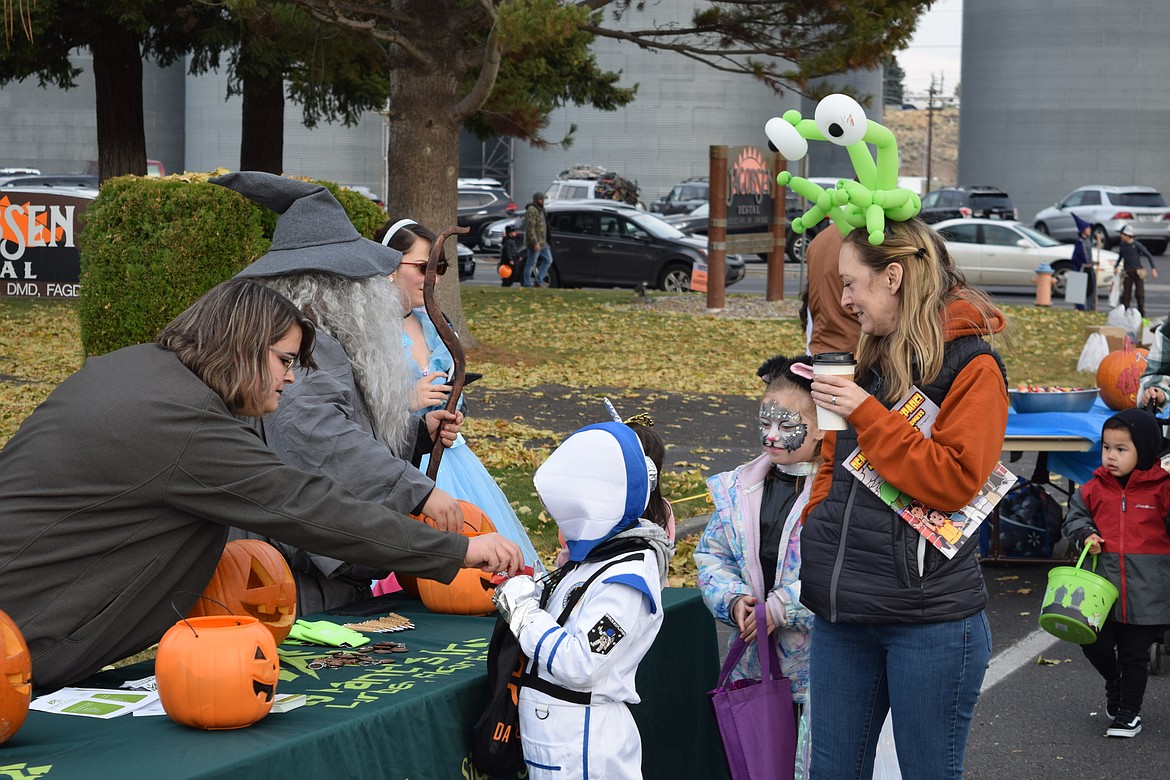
left=493, top=422, right=674, bottom=780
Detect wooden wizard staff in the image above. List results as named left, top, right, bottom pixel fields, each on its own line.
left=423, top=225, right=469, bottom=480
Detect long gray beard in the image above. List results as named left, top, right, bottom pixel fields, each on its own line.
left=262, top=274, right=414, bottom=455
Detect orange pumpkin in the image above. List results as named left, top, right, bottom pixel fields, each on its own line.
left=1096, top=345, right=1149, bottom=410
left=498, top=264, right=513, bottom=279
left=415, top=500, right=499, bottom=616
left=188, top=540, right=297, bottom=645
left=156, top=615, right=279, bottom=730
left=0, top=610, right=31, bottom=745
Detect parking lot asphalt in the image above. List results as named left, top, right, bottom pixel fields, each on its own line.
left=474, top=383, right=1170, bottom=778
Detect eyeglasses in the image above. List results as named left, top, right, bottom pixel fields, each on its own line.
left=269, top=347, right=300, bottom=374
left=398, top=259, right=448, bottom=276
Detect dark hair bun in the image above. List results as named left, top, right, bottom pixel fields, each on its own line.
left=757, top=354, right=813, bottom=391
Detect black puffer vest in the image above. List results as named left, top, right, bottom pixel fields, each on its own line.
left=800, top=335, right=1007, bottom=624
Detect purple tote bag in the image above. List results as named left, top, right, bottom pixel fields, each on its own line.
left=707, top=603, right=796, bottom=780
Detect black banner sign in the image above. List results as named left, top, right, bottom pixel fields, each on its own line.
left=0, top=189, right=93, bottom=299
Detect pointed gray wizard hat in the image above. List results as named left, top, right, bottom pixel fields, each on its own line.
left=211, top=171, right=402, bottom=279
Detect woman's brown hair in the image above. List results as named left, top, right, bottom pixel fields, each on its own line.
left=157, top=278, right=316, bottom=413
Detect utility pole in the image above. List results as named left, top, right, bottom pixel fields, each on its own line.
left=925, top=74, right=938, bottom=193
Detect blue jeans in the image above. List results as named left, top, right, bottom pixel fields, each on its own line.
left=523, top=245, right=553, bottom=287
left=808, top=612, right=991, bottom=780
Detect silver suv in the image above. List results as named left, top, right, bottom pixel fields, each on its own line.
left=1033, top=185, right=1170, bottom=254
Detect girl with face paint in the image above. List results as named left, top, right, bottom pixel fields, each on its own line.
left=694, top=355, right=823, bottom=773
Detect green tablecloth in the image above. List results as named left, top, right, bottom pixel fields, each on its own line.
left=2, top=588, right=728, bottom=780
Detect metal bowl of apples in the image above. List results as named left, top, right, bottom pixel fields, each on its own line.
left=1008, top=386, right=1099, bottom=414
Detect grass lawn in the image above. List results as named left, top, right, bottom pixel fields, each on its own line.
left=0, top=289, right=1111, bottom=572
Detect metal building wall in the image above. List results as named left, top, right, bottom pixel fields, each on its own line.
left=0, top=53, right=185, bottom=176
left=183, top=63, right=385, bottom=194
left=510, top=5, right=812, bottom=206
left=958, top=0, right=1170, bottom=225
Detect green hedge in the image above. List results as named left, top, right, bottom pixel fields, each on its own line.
left=77, top=175, right=387, bottom=357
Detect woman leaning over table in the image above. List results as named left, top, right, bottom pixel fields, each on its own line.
left=0, top=278, right=521, bottom=692
left=800, top=219, right=1009, bottom=780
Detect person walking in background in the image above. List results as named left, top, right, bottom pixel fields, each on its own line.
left=804, top=228, right=861, bottom=355
left=1071, top=214, right=1101, bottom=312
left=523, top=192, right=553, bottom=287
left=695, top=354, right=821, bottom=775
left=1115, top=224, right=1158, bottom=316
left=800, top=219, right=1008, bottom=779
left=498, top=224, right=524, bottom=287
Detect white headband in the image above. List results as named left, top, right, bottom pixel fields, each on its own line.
left=380, top=218, right=418, bottom=247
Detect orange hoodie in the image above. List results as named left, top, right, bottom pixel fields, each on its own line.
left=803, top=296, right=1008, bottom=519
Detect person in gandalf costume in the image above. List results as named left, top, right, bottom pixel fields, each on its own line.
left=493, top=422, right=674, bottom=780
left=211, top=171, right=468, bottom=614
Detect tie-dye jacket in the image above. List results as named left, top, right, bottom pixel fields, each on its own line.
left=695, top=453, right=813, bottom=701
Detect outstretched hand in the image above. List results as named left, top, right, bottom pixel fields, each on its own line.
left=465, top=533, right=523, bottom=576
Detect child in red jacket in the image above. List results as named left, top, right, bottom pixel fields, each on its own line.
left=1063, top=408, right=1170, bottom=738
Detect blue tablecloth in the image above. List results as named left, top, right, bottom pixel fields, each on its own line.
left=1005, top=397, right=1113, bottom=485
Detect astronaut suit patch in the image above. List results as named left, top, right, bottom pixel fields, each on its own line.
left=587, top=614, right=625, bottom=655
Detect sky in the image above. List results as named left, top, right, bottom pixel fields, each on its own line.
left=897, top=0, right=963, bottom=97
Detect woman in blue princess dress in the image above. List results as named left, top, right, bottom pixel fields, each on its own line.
left=375, top=218, right=542, bottom=573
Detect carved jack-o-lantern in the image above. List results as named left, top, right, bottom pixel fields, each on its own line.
left=156, top=615, right=279, bottom=730
left=1096, top=345, right=1149, bottom=411
left=189, top=540, right=297, bottom=644
left=416, top=500, right=500, bottom=616
left=0, top=610, right=31, bottom=745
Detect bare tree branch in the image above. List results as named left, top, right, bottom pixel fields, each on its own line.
left=452, top=11, right=501, bottom=123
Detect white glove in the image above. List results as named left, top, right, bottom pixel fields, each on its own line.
left=492, top=574, right=539, bottom=635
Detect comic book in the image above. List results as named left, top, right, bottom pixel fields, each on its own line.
left=844, top=387, right=1016, bottom=558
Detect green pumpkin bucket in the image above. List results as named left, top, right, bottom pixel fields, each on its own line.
left=1038, top=546, right=1119, bottom=644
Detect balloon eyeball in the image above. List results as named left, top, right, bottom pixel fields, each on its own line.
left=814, top=94, right=867, bottom=146
left=764, top=117, right=808, bottom=161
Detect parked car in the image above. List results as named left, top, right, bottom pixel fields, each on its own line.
left=919, top=186, right=1017, bottom=224
left=0, top=173, right=98, bottom=191
left=934, top=218, right=1117, bottom=297
left=478, top=215, right=518, bottom=251
left=456, top=242, right=476, bottom=280
left=1033, top=185, right=1170, bottom=254
left=662, top=185, right=830, bottom=264
left=83, top=160, right=166, bottom=178
left=341, top=185, right=384, bottom=210
left=545, top=165, right=641, bottom=208
left=650, top=177, right=708, bottom=215
left=457, top=185, right=516, bottom=250
left=510, top=201, right=744, bottom=291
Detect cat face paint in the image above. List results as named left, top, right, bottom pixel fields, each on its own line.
left=759, top=401, right=807, bottom=452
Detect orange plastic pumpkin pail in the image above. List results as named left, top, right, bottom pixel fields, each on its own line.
left=156, top=615, right=279, bottom=730
left=498, top=264, right=513, bottom=279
